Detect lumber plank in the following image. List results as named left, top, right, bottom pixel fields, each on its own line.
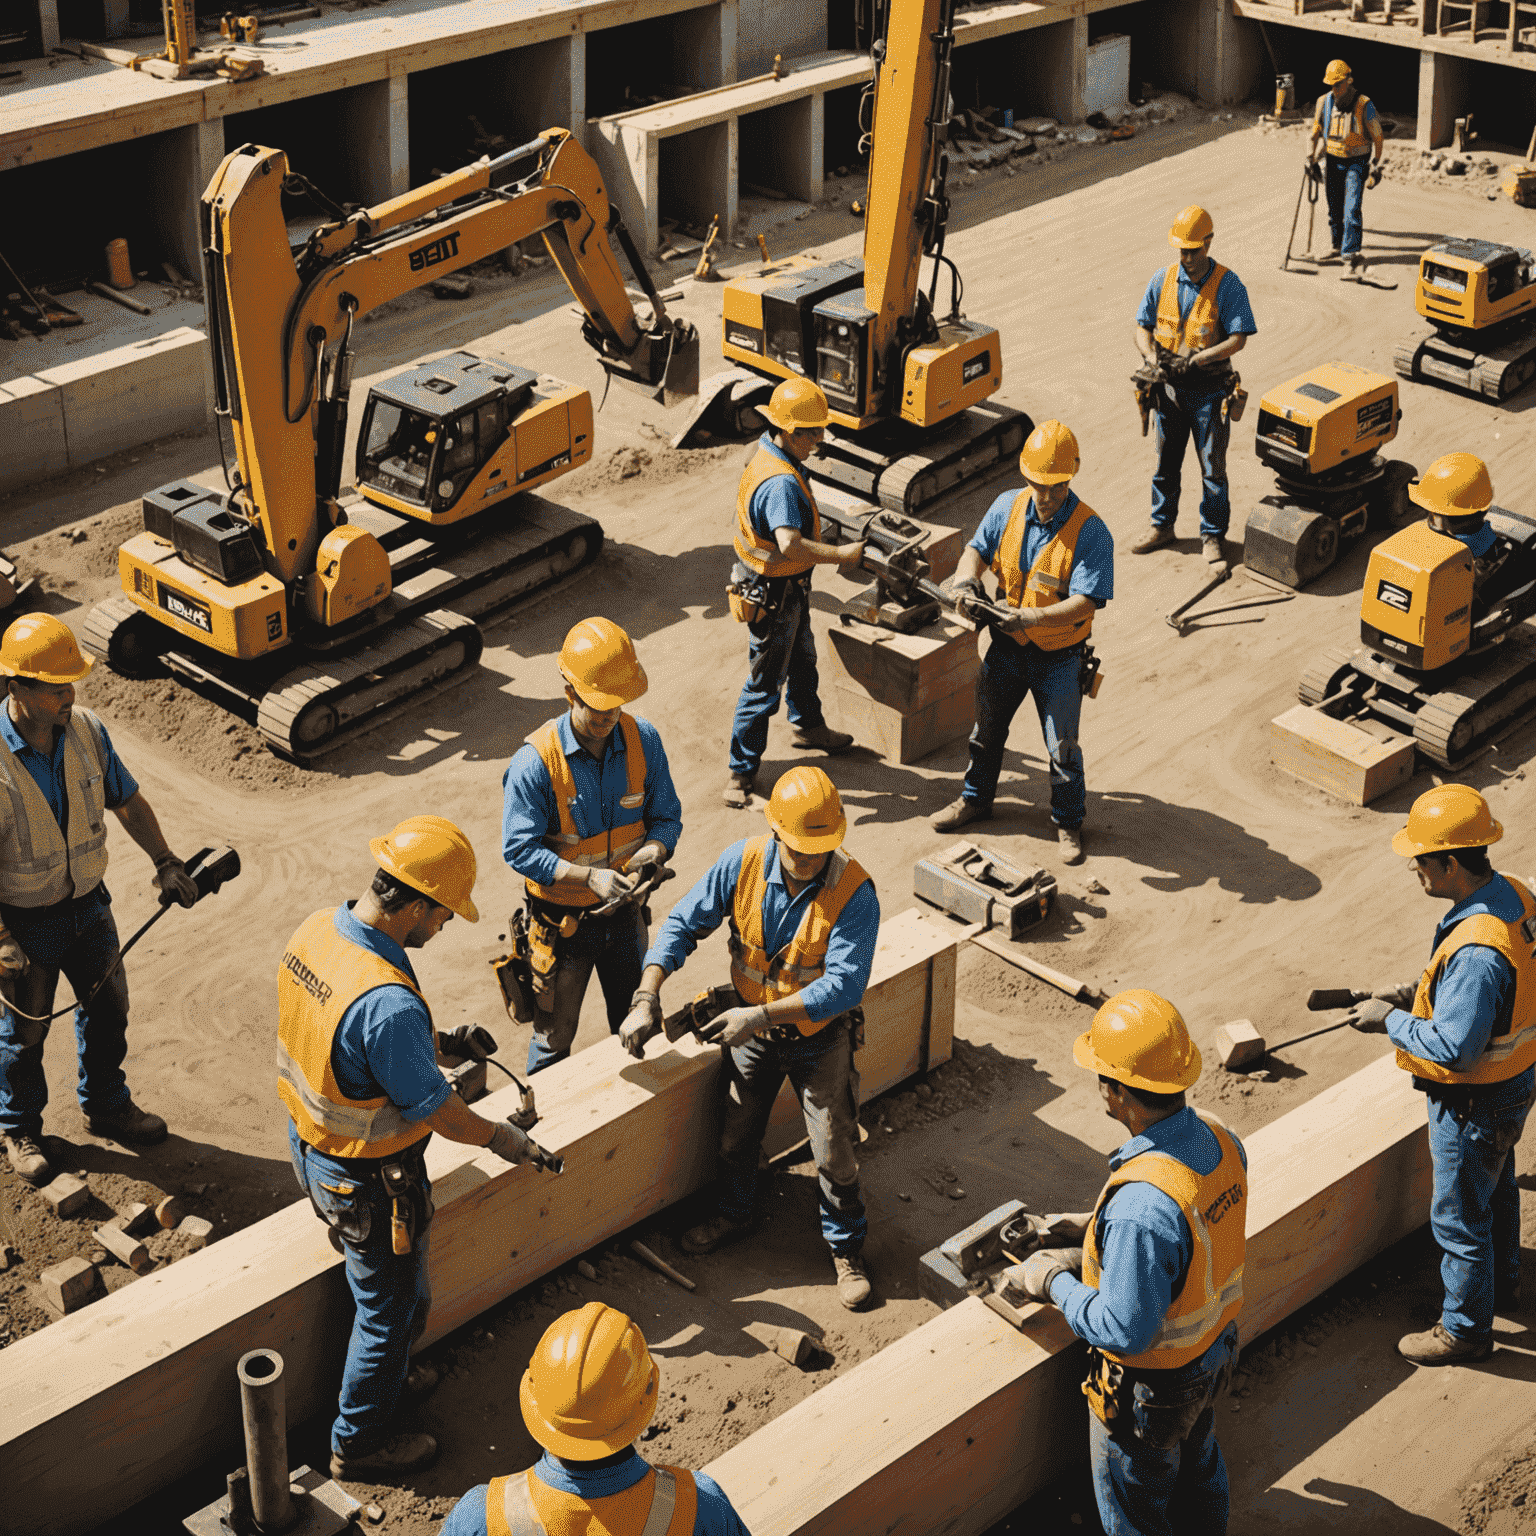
left=703, top=1052, right=1433, bottom=1535
left=0, top=908, right=957, bottom=1536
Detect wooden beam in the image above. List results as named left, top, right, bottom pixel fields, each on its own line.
left=703, top=1052, right=1433, bottom=1535
left=0, top=908, right=956, bottom=1536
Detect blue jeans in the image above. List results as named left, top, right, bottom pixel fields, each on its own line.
left=0, top=885, right=133, bottom=1137
left=715, top=1018, right=866, bottom=1254
left=961, top=635, right=1085, bottom=829
left=525, top=904, right=647, bottom=1075
left=1425, top=1069, right=1534, bottom=1341
left=1151, top=387, right=1231, bottom=539
left=1325, top=154, right=1369, bottom=256
left=289, top=1122, right=433, bottom=1456
left=728, top=576, right=825, bottom=776
left=1089, top=1326, right=1237, bottom=1536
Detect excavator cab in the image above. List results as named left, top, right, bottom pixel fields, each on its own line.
left=355, top=352, right=594, bottom=526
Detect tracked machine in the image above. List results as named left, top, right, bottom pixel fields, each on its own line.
left=85, top=129, right=697, bottom=760
left=1298, top=452, right=1536, bottom=767
left=1394, top=238, right=1536, bottom=401
left=1243, top=361, right=1414, bottom=588
left=680, top=0, right=1030, bottom=513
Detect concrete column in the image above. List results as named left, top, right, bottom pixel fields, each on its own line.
left=102, top=0, right=129, bottom=39
left=342, top=75, right=409, bottom=204
left=38, top=0, right=60, bottom=53
left=567, top=34, right=588, bottom=146
left=676, top=0, right=738, bottom=90
left=148, top=117, right=225, bottom=283
left=1416, top=48, right=1470, bottom=149
left=1029, top=17, right=1086, bottom=124
left=1195, top=0, right=1266, bottom=105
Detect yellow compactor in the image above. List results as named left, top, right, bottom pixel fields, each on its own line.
left=1243, top=361, right=1414, bottom=588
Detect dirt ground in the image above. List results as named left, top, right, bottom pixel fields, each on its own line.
left=4, top=96, right=1536, bottom=1534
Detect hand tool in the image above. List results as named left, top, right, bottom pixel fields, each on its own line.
left=915, top=841, right=1057, bottom=939
left=483, top=1055, right=541, bottom=1131
left=626, top=982, right=738, bottom=1057
left=918, top=1199, right=1082, bottom=1326
left=1281, top=163, right=1320, bottom=272
left=630, top=1239, right=696, bottom=1290
left=590, top=859, right=676, bottom=917
left=968, top=933, right=1103, bottom=1003
left=1219, top=991, right=1372, bottom=1071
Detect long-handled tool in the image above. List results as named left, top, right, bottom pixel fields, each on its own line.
left=1217, top=988, right=1371, bottom=1071
left=1281, top=163, right=1321, bottom=273
left=1166, top=566, right=1296, bottom=634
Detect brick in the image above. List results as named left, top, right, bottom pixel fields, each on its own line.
left=120, top=1202, right=158, bottom=1238
left=178, top=1215, right=214, bottom=1250
left=41, top=1174, right=89, bottom=1217
left=154, top=1195, right=186, bottom=1229
left=95, top=1223, right=153, bottom=1275
left=1218, top=1020, right=1267, bottom=1073
left=40, top=1258, right=98, bottom=1315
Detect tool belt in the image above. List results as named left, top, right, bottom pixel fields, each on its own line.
left=755, top=1002, right=865, bottom=1050
left=1152, top=348, right=1238, bottom=402
left=490, top=908, right=536, bottom=1023
left=727, top=565, right=808, bottom=624
left=1421, top=1077, right=1536, bottom=1158
left=523, top=897, right=585, bottom=1015
left=304, top=1144, right=433, bottom=1255
left=1082, top=1343, right=1235, bottom=1447
left=1078, top=645, right=1103, bottom=700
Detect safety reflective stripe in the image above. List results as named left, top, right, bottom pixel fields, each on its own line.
left=1318, top=92, right=1374, bottom=156
left=1152, top=262, right=1228, bottom=355
left=273, top=1042, right=413, bottom=1145
left=1149, top=1268, right=1246, bottom=1348
left=992, top=496, right=1097, bottom=652
left=734, top=447, right=821, bottom=577
left=487, top=1467, right=683, bottom=1536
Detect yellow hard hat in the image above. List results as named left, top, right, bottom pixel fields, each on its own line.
left=0, top=614, right=93, bottom=685
left=1391, top=783, right=1502, bottom=858
left=1019, top=419, right=1080, bottom=485
left=369, top=814, right=479, bottom=921
left=1408, top=452, right=1494, bottom=520
left=559, top=617, right=647, bottom=711
left=520, top=1303, right=660, bottom=1458
left=762, top=377, right=830, bottom=433
left=1168, top=205, right=1215, bottom=249
left=765, top=765, right=847, bottom=854
left=1073, top=989, right=1202, bottom=1094
left=1324, top=58, right=1352, bottom=85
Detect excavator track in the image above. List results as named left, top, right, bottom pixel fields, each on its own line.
left=1411, top=626, right=1536, bottom=767
left=1297, top=647, right=1361, bottom=708
left=1394, top=319, right=1536, bottom=401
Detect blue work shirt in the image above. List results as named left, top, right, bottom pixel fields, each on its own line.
left=0, top=705, right=138, bottom=829
left=747, top=432, right=816, bottom=541
left=1450, top=521, right=1498, bottom=560
left=439, top=1450, right=752, bottom=1536
left=968, top=489, right=1115, bottom=608
left=502, top=713, right=683, bottom=890
left=1135, top=260, right=1258, bottom=384
left=327, top=903, right=450, bottom=1123
left=1050, top=1107, right=1248, bottom=1365
left=644, top=837, right=880, bottom=1024
left=1385, top=874, right=1522, bottom=1075
left=1315, top=91, right=1382, bottom=155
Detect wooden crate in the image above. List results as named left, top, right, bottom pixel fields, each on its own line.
left=825, top=620, right=979, bottom=712
left=1271, top=705, right=1415, bottom=805
left=827, top=678, right=976, bottom=764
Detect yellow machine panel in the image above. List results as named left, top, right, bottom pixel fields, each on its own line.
left=304, top=525, right=391, bottom=626
left=1255, top=361, right=1399, bottom=478
left=1417, top=242, right=1536, bottom=331
left=900, top=321, right=1001, bottom=428
left=119, top=532, right=288, bottom=658
left=1359, top=522, right=1473, bottom=672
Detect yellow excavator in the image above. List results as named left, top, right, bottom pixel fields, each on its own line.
left=679, top=0, right=1029, bottom=512
left=84, top=129, right=697, bottom=759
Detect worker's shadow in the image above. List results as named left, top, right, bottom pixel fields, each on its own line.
left=1249, top=1479, right=1457, bottom=1532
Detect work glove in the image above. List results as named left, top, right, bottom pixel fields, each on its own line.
left=1003, top=1246, right=1085, bottom=1304
left=950, top=577, right=985, bottom=618
left=1344, top=997, right=1394, bottom=1034
left=153, top=855, right=199, bottom=910
left=586, top=866, right=637, bottom=904
left=440, top=1023, right=497, bottom=1062
left=626, top=842, right=670, bottom=879
left=700, top=1004, right=772, bottom=1048
left=1371, top=982, right=1416, bottom=1009
left=487, top=1120, right=533, bottom=1165
left=620, top=992, right=664, bottom=1059
left=1001, top=606, right=1041, bottom=635
left=0, top=937, right=28, bottom=1017
left=1366, top=163, right=1383, bottom=190
left=1304, top=157, right=1323, bottom=182
left=0, top=939, right=29, bottom=980
left=836, top=540, right=867, bottom=569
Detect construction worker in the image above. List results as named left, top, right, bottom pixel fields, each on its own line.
left=1009, top=990, right=1245, bottom=1536
left=620, top=766, right=880, bottom=1308
left=1306, top=59, right=1385, bottom=274
left=502, top=618, right=682, bottom=1074
left=1344, top=784, right=1536, bottom=1365
left=724, top=377, right=864, bottom=809
left=931, top=420, right=1113, bottom=865
left=1410, top=451, right=1500, bottom=566
left=439, top=1302, right=751, bottom=1535
left=279, top=816, right=560, bottom=1481
left=0, top=614, right=198, bottom=1186
left=1131, top=205, right=1258, bottom=565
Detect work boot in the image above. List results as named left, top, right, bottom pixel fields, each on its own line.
left=1057, top=826, right=1085, bottom=865
left=1316, top=246, right=1343, bottom=265
left=330, top=1431, right=439, bottom=1483
left=4, top=1132, right=50, bottom=1185
left=85, top=1100, right=167, bottom=1146
left=1202, top=535, right=1227, bottom=565
left=679, top=1213, right=751, bottom=1256
left=932, top=797, right=992, bottom=833
left=833, top=1252, right=873, bottom=1310
left=1397, top=1322, right=1493, bottom=1366
left=405, top=1362, right=441, bottom=1398
left=791, top=724, right=854, bottom=755
left=1130, top=525, right=1176, bottom=554
left=723, top=771, right=756, bottom=809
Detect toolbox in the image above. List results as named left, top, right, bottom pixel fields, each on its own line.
left=914, top=841, right=1057, bottom=939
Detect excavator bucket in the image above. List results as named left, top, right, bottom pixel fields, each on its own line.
left=669, top=366, right=774, bottom=448
left=601, top=322, right=700, bottom=407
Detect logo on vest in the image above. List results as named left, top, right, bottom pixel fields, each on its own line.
left=282, top=950, right=333, bottom=1006
left=1203, top=1182, right=1243, bottom=1225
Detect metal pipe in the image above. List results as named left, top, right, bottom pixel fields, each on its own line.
left=237, top=1349, right=294, bottom=1531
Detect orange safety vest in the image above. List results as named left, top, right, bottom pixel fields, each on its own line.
left=485, top=1465, right=697, bottom=1536
left=1315, top=91, right=1378, bottom=157
left=728, top=834, right=871, bottom=1022
left=524, top=715, right=648, bottom=910
left=1397, top=875, right=1536, bottom=1086
left=734, top=444, right=820, bottom=578
left=992, top=495, right=1098, bottom=651
left=1081, top=1112, right=1246, bottom=1374
left=275, top=907, right=433, bottom=1160
left=1152, top=262, right=1229, bottom=356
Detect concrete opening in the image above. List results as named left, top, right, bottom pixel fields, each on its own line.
left=657, top=120, right=733, bottom=235
left=739, top=97, right=818, bottom=203
left=1005, top=19, right=1084, bottom=124
left=823, top=83, right=869, bottom=177
left=1457, top=58, right=1536, bottom=149
left=586, top=8, right=727, bottom=120
left=407, top=38, right=577, bottom=185
left=1088, top=4, right=1187, bottom=100
left=1259, top=27, right=1424, bottom=122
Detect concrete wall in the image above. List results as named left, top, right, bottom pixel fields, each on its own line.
left=737, top=0, right=827, bottom=78
left=1018, top=17, right=1088, bottom=124
left=144, top=119, right=224, bottom=282
left=340, top=77, right=410, bottom=204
